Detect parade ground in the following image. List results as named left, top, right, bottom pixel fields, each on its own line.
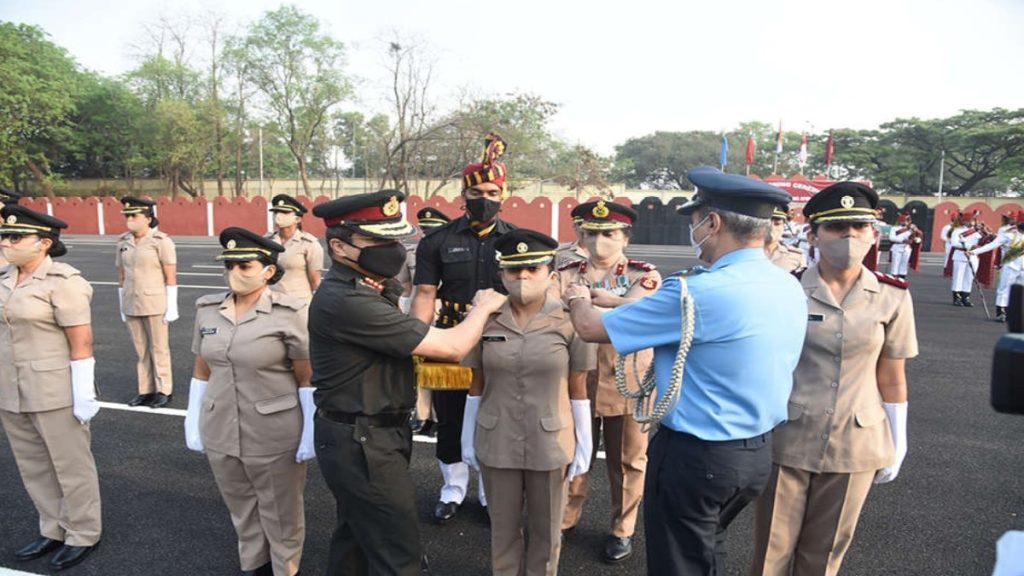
left=0, top=235, right=1021, bottom=576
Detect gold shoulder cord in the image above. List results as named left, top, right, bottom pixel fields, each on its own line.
left=614, top=277, right=695, bottom=430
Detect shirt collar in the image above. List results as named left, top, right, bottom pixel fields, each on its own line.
left=709, top=247, right=767, bottom=271
left=453, top=215, right=513, bottom=236
left=493, top=294, right=565, bottom=334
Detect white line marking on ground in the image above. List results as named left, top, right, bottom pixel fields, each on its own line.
left=93, top=401, right=607, bottom=458
left=0, top=568, right=46, bottom=575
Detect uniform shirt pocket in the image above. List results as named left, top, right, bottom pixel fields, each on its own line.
left=540, top=415, right=568, bottom=432
left=786, top=402, right=805, bottom=422
left=476, top=410, right=499, bottom=430
left=254, top=393, right=299, bottom=415
left=855, top=405, right=887, bottom=427
left=440, top=250, right=474, bottom=279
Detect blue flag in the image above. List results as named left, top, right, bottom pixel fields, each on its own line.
left=719, top=134, right=729, bottom=168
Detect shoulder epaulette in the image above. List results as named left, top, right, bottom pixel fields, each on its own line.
left=874, top=271, right=909, bottom=289
left=196, top=292, right=229, bottom=307
left=46, top=261, right=79, bottom=279
left=118, top=232, right=132, bottom=241
left=627, top=259, right=655, bottom=272
left=558, top=259, right=585, bottom=272
left=680, top=266, right=708, bottom=277
left=301, top=231, right=319, bottom=242
left=270, top=291, right=307, bottom=311
left=791, top=267, right=807, bottom=280
left=152, top=230, right=169, bottom=239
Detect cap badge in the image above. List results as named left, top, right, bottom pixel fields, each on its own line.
left=424, top=211, right=432, bottom=218
left=226, top=239, right=237, bottom=249
left=516, top=242, right=529, bottom=254
left=6, top=215, right=16, bottom=224
left=277, top=199, right=285, bottom=206
left=382, top=196, right=400, bottom=217
left=592, top=201, right=610, bottom=218
left=840, top=195, right=855, bottom=209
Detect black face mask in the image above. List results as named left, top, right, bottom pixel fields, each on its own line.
left=344, top=240, right=407, bottom=278
left=465, top=197, right=501, bottom=223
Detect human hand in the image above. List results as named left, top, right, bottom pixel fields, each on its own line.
left=471, top=289, right=507, bottom=314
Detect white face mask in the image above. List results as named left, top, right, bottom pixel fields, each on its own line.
left=125, top=218, right=147, bottom=233
left=582, top=233, right=627, bottom=262
left=817, top=236, right=874, bottom=270
left=274, top=212, right=299, bottom=228
left=2, top=239, right=43, bottom=266
left=689, top=215, right=712, bottom=262
left=225, top=265, right=271, bottom=296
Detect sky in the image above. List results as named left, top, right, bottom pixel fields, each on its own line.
left=2, top=0, right=1023, bottom=155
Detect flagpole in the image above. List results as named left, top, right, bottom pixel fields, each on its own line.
left=937, top=150, right=945, bottom=201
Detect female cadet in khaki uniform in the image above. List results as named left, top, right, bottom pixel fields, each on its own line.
left=557, top=200, right=660, bottom=563
left=751, top=183, right=918, bottom=576
left=0, top=185, right=24, bottom=267
left=267, top=194, right=323, bottom=302
left=117, top=196, right=178, bottom=409
left=460, top=229, right=596, bottom=576
left=184, top=227, right=315, bottom=576
left=766, top=205, right=807, bottom=273
left=0, top=205, right=102, bottom=571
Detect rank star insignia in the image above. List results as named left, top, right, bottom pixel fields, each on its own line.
left=840, top=195, right=855, bottom=209
left=6, top=215, right=16, bottom=224
left=592, top=201, right=610, bottom=218
left=382, top=196, right=400, bottom=217
left=226, top=239, right=237, bottom=249
left=516, top=242, right=529, bottom=254
left=640, top=276, right=658, bottom=290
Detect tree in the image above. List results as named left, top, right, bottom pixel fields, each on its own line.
left=613, top=131, right=722, bottom=189
left=0, top=22, right=80, bottom=195
left=552, top=144, right=614, bottom=199
left=62, top=72, right=147, bottom=182
left=233, top=5, right=352, bottom=196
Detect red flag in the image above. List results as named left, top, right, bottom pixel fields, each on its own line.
left=825, top=129, right=834, bottom=166
left=745, top=133, right=755, bottom=165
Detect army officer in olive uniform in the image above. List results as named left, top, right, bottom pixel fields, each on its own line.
left=461, top=229, right=596, bottom=576
left=185, top=228, right=314, bottom=576
left=308, top=190, right=507, bottom=576
left=751, top=183, right=918, bottom=576
left=267, top=194, right=323, bottom=302
left=0, top=205, right=102, bottom=571
left=117, top=196, right=178, bottom=409
left=557, top=200, right=660, bottom=563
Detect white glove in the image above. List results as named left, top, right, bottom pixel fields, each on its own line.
left=295, top=387, right=317, bottom=463
left=399, top=296, right=411, bottom=314
left=874, top=402, right=908, bottom=484
left=117, top=288, right=126, bottom=322
left=461, top=395, right=481, bottom=470
left=567, top=399, right=593, bottom=482
left=184, top=378, right=207, bottom=453
left=164, top=285, right=179, bottom=323
left=70, top=358, right=99, bottom=425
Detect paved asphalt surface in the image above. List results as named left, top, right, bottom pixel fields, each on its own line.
left=1, top=235, right=1022, bottom=576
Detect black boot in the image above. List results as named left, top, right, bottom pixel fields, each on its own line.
left=996, top=306, right=1007, bottom=322
left=953, top=292, right=963, bottom=306
left=961, top=292, right=974, bottom=307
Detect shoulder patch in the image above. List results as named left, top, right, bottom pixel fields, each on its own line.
left=873, top=271, right=909, bottom=289
left=627, top=259, right=655, bottom=272
left=558, top=259, right=585, bottom=272
left=196, top=292, right=230, bottom=307
left=270, top=291, right=307, bottom=311
left=46, top=262, right=80, bottom=279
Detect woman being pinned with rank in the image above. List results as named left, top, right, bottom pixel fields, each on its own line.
left=0, top=205, right=102, bottom=570
left=267, top=194, right=323, bottom=302
left=184, top=228, right=316, bottom=576
left=117, top=196, right=178, bottom=409
left=460, top=229, right=596, bottom=576
left=557, top=200, right=661, bottom=563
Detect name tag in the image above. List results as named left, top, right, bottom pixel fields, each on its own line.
left=200, top=327, right=218, bottom=336
left=481, top=335, right=507, bottom=342
left=808, top=314, right=824, bottom=322
left=446, top=247, right=470, bottom=254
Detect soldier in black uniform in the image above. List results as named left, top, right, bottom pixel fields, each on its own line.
left=410, top=133, right=517, bottom=522
left=309, top=189, right=506, bottom=576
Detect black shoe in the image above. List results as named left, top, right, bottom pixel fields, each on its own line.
left=604, top=536, right=633, bottom=563
left=962, top=294, right=974, bottom=307
left=149, top=393, right=172, bottom=409
left=241, top=562, right=273, bottom=576
left=416, top=420, right=436, bottom=437
left=127, top=393, right=154, bottom=407
left=433, top=501, right=459, bottom=523
left=14, top=537, right=63, bottom=561
left=952, top=292, right=963, bottom=306
left=996, top=307, right=1007, bottom=323
left=410, top=418, right=424, bottom=433
left=49, top=543, right=98, bottom=571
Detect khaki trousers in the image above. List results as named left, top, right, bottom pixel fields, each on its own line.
left=207, top=450, right=307, bottom=576
left=562, top=415, right=648, bottom=537
left=481, top=464, right=567, bottom=576
left=751, top=464, right=875, bottom=576
left=0, top=407, right=102, bottom=546
left=126, top=314, right=173, bottom=395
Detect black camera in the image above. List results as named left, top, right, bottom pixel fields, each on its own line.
left=992, top=284, right=1024, bottom=415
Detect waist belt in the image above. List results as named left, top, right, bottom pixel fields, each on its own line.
left=438, top=299, right=470, bottom=328
left=316, top=409, right=409, bottom=428
left=661, top=426, right=773, bottom=448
